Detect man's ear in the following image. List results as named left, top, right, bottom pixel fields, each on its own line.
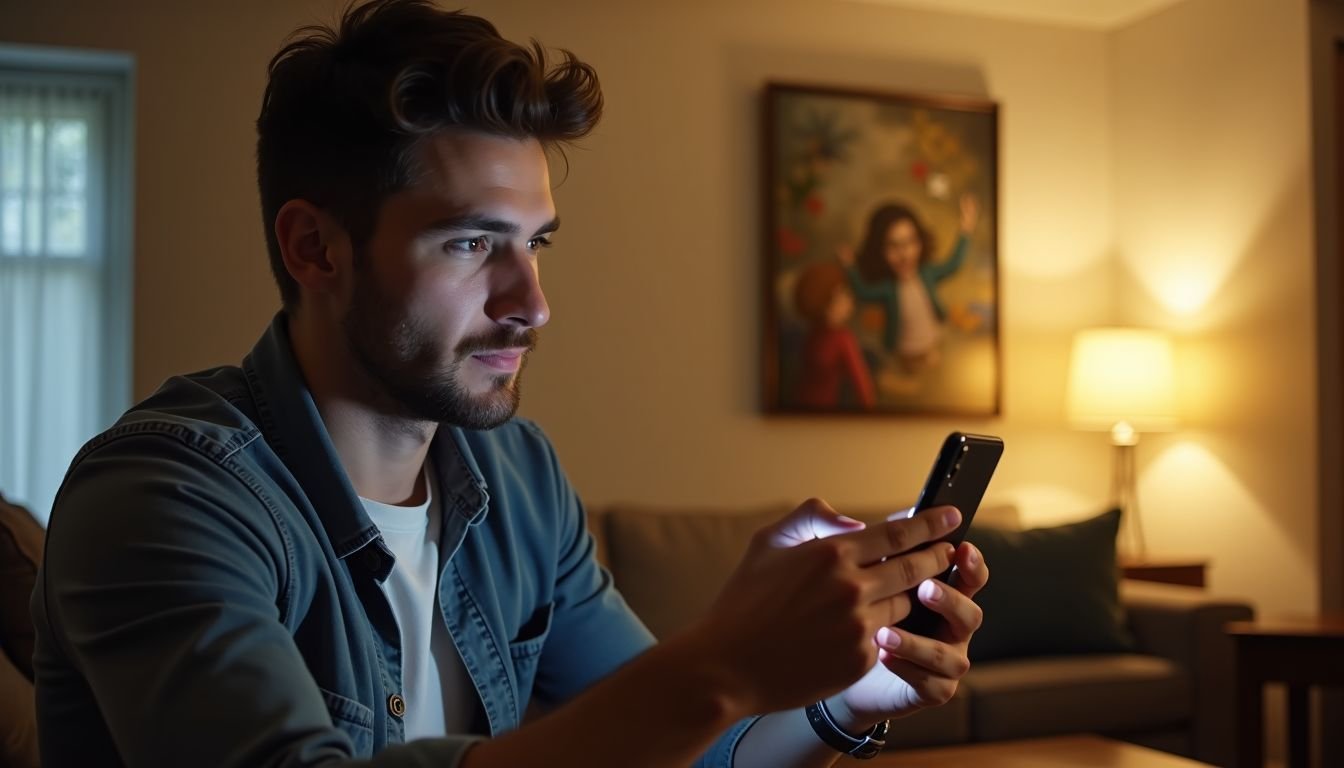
left=274, top=199, right=352, bottom=300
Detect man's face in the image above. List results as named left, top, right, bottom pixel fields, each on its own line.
left=341, top=131, right=557, bottom=430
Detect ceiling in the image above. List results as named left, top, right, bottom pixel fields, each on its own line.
left=844, top=0, right=1188, bottom=29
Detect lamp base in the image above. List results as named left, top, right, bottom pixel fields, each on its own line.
left=1111, top=439, right=1147, bottom=558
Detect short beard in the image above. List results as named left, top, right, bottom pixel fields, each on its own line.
left=341, top=261, right=537, bottom=430
left=410, top=330, right=535, bottom=430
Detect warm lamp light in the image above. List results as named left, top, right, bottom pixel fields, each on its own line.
left=1067, top=328, right=1178, bottom=556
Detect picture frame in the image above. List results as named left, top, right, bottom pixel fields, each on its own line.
left=761, top=82, right=1000, bottom=417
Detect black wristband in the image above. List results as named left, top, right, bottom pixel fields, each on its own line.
left=804, top=699, right=889, bottom=759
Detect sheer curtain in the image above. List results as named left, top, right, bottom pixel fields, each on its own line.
left=0, top=69, right=129, bottom=524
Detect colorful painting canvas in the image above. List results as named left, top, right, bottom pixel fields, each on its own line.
left=762, top=82, right=1000, bottom=416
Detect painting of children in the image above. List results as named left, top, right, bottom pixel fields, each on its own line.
left=792, top=261, right=875, bottom=410
left=763, top=83, right=998, bottom=416
left=841, top=194, right=978, bottom=373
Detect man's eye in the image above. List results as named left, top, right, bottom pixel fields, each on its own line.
left=447, top=237, right=490, bottom=254
left=528, top=236, right=554, bottom=251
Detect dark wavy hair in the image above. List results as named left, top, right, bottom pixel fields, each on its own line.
left=854, top=203, right=934, bottom=283
left=256, top=0, right=603, bottom=306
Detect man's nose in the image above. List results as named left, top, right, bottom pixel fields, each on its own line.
left=484, top=247, right=550, bottom=329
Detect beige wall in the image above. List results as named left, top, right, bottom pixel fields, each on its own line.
left=0, top=0, right=1318, bottom=613
left=1110, top=0, right=1317, bottom=611
left=489, top=0, right=1118, bottom=525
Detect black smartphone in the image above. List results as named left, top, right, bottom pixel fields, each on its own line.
left=893, top=432, right=1004, bottom=637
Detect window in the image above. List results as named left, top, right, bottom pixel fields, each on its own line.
left=0, top=46, right=133, bottom=524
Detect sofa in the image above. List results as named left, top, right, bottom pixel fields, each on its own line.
left=586, top=501, right=1254, bottom=767
left=0, top=492, right=42, bottom=768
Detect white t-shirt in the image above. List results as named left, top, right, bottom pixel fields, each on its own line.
left=359, top=466, right=475, bottom=739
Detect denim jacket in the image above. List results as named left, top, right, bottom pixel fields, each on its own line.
left=31, top=313, right=754, bottom=767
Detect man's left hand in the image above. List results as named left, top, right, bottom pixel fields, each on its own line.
left=766, top=504, right=988, bottom=729
left=768, top=505, right=989, bottom=731
left=832, top=539, right=987, bottom=728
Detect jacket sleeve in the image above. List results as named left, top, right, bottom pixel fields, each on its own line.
left=31, top=433, right=481, bottom=767
left=518, top=424, right=760, bottom=767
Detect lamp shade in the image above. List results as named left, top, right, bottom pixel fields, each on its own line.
left=1067, top=328, right=1177, bottom=435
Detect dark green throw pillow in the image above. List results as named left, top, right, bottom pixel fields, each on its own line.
left=966, top=508, right=1133, bottom=662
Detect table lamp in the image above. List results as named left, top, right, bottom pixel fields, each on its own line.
left=1066, top=328, right=1177, bottom=557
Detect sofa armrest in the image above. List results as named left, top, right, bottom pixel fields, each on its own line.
left=1121, top=579, right=1254, bottom=766
left=0, top=646, right=37, bottom=768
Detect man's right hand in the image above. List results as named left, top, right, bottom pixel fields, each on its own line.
left=686, top=499, right=960, bottom=719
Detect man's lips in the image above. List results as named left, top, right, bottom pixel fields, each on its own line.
left=470, top=347, right=529, bottom=372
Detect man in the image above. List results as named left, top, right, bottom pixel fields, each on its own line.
left=31, top=2, right=988, bottom=766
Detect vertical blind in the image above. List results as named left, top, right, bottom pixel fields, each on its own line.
left=0, top=70, right=130, bottom=523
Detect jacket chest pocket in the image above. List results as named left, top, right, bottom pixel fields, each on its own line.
left=508, top=601, right=554, bottom=705
left=318, top=686, right=375, bottom=756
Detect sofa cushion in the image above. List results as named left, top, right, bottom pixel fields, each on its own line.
left=601, top=504, right=790, bottom=639
left=964, top=654, right=1190, bottom=741
left=0, top=493, right=42, bottom=680
left=596, top=501, right=1021, bottom=640
left=966, top=508, right=1134, bottom=662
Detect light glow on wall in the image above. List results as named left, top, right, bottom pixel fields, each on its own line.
left=1136, top=252, right=1228, bottom=318
left=1123, top=232, right=1243, bottom=324
left=1141, top=437, right=1316, bottom=611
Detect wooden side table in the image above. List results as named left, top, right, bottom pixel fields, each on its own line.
left=1225, top=616, right=1344, bottom=768
left=1118, top=556, right=1208, bottom=587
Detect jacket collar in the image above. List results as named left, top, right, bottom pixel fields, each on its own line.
left=240, top=312, right=489, bottom=576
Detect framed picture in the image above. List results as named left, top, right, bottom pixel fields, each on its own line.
left=761, top=82, right=999, bottom=417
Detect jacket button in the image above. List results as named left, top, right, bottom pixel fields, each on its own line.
left=388, top=694, right=406, bottom=718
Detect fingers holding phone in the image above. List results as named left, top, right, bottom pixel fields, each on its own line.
left=864, top=531, right=990, bottom=712
left=895, top=433, right=1003, bottom=637
left=949, top=541, right=989, bottom=602
left=872, top=626, right=968, bottom=708
left=794, top=503, right=968, bottom=627
left=902, top=540, right=989, bottom=641
left=690, top=498, right=971, bottom=715
left=759, top=498, right=972, bottom=631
